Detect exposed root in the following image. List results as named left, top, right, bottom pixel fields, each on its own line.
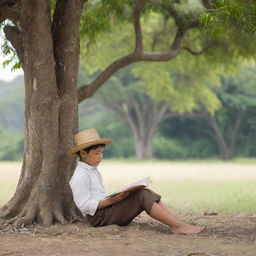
left=53, top=203, right=67, bottom=224
left=1, top=201, right=79, bottom=228
left=0, top=179, right=34, bottom=219
left=0, top=217, right=6, bottom=226
left=66, top=207, right=81, bottom=223
left=1, top=174, right=79, bottom=228
left=14, top=216, right=34, bottom=229
left=0, top=207, right=18, bottom=219
left=6, top=215, right=21, bottom=225
left=0, top=205, right=8, bottom=212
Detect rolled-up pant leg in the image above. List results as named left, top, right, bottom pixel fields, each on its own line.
left=86, top=189, right=161, bottom=227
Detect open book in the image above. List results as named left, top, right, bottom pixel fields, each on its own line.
left=104, top=176, right=152, bottom=198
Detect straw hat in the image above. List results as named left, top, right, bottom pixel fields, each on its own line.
left=68, top=128, right=113, bottom=155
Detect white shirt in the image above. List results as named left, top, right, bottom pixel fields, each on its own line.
left=69, top=161, right=107, bottom=216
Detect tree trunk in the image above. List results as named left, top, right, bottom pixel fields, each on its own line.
left=134, top=136, right=153, bottom=159
left=0, top=0, right=84, bottom=227
left=205, top=112, right=243, bottom=160
left=128, top=100, right=167, bottom=160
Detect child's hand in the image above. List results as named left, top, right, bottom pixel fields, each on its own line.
left=98, top=192, right=130, bottom=209
left=109, top=191, right=130, bottom=204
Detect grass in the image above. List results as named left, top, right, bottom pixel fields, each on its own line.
left=151, top=180, right=256, bottom=214
left=103, top=157, right=256, bottom=164
left=1, top=161, right=256, bottom=214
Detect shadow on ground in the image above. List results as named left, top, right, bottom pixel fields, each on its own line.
left=0, top=213, right=256, bottom=256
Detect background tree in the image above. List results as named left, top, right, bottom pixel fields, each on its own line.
left=80, top=8, right=228, bottom=160
left=200, top=64, right=256, bottom=160
left=95, top=67, right=173, bottom=159
left=96, top=56, right=221, bottom=159
left=158, top=63, right=256, bottom=160
left=201, top=0, right=256, bottom=56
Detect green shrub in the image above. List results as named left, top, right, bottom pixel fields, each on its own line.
left=184, top=139, right=217, bottom=158
left=153, top=136, right=188, bottom=159
left=0, top=130, right=24, bottom=161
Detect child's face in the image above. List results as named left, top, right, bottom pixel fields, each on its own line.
left=80, top=147, right=104, bottom=166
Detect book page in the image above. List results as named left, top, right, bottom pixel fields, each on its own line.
left=104, top=177, right=152, bottom=198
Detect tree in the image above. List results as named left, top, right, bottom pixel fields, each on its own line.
left=0, top=0, right=236, bottom=227
left=96, top=68, right=174, bottom=159
left=79, top=8, right=226, bottom=160
left=164, top=63, right=256, bottom=160
left=200, top=0, right=256, bottom=57
left=97, top=59, right=220, bottom=159
left=200, top=64, right=256, bottom=159
left=0, top=0, right=84, bottom=227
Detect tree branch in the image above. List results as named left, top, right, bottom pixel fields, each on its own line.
left=157, top=104, right=168, bottom=122
left=77, top=27, right=186, bottom=103
left=77, top=5, right=202, bottom=103
left=103, top=100, right=126, bottom=120
left=202, top=0, right=215, bottom=9
left=0, top=1, right=19, bottom=24
left=163, top=111, right=205, bottom=120
left=133, top=0, right=146, bottom=53
left=3, top=25, right=24, bottom=62
left=182, top=42, right=213, bottom=56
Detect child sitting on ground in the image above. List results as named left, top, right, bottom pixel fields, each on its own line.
left=69, top=128, right=204, bottom=234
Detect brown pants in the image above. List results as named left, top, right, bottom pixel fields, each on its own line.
left=86, top=189, right=161, bottom=227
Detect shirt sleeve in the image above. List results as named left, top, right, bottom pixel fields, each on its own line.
left=69, top=172, right=99, bottom=216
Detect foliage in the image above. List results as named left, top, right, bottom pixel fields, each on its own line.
left=0, top=128, right=23, bottom=161
left=200, top=0, right=256, bottom=57
left=81, top=8, right=244, bottom=115
left=132, top=52, right=222, bottom=114
left=153, top=136, right=188, bottom=159
left=158, top=117, right=218, bottom=158
left=0, top=77, right=24, bottom=132
left=237, top=108, right=256, bottom=157
left=212, top=64, right=256, bottom=157
left=79, top=97, right=134, bottom=158
left=0, top=24, right=21, bottom=71
left=157, top=62, right=256, bottom=159
left=80, top=0, right=134, bottom=46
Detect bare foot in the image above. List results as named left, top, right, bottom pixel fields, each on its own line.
left=171, top=224, right=205, bottom=235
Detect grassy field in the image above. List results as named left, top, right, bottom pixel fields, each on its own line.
left=1, top=160, right=256, bottom=214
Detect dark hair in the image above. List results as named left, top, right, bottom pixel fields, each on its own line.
left=76, top=144, right=105, bottom=158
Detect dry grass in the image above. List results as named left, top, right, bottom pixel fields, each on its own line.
left=1, top=161, right=256, bottom=213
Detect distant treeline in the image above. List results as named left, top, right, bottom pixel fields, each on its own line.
left=0, top=63, right=256, bottom=161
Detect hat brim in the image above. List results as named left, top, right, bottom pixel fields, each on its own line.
left=68, top=138, right=113, bottom=155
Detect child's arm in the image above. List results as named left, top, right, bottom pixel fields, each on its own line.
left=97, top=192, right=130, bottom=209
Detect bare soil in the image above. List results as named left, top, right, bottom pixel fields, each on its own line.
left=1, top=212, right=256, bottom=256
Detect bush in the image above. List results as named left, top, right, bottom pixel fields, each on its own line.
left=153, top=136, right=218, bottom=160
left=184, top=139, right=218, bottom=158
left=0, top=130, right=24, bottom=161
left=153, top=136, right=188, bottom=159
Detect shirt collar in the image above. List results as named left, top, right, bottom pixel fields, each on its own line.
left=77, top=161, right=97, bottom=171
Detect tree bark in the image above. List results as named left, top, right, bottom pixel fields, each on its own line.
left=0, top=0, right=84, bottom=227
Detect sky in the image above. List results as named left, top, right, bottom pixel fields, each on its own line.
left=0, top=34, right=24, bottom=82
left=0, top=51, right=23, bottom=82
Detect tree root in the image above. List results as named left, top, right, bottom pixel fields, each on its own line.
left=1, top=165, right=80, bottom=228
left=1, top=198, right=80, bottom=229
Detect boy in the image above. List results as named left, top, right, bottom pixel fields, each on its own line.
left=69, top=128, right=204, bottom=234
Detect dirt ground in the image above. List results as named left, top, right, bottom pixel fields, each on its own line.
left=1, top=162, right=256, bottom=255
left=1, top=212, right=256, bottom=256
